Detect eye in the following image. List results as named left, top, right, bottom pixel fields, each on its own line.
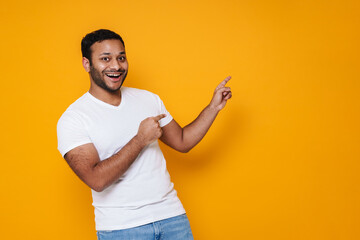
left=118, top=56, right=126, bottom=61
left=101, top=57, right=110, bottom=61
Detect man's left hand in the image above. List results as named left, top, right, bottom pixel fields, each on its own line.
left=209, top=76, right=232, bottom=111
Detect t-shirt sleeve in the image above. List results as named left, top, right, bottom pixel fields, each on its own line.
left=57, top=110, right=92, bottom=157
left=155, top=95, right=173, bottom=127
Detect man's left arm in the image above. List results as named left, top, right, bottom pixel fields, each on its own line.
left=160, top=76, right=232, bottom=153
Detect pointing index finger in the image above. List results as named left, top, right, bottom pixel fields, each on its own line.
left=217, top=76, right=232, bottom=89
left=153, top=114, right=166, bottom=121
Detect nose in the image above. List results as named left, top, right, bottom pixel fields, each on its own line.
left=109, top=58, right=121, bottom=70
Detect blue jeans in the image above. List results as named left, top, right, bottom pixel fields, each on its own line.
left=97, top=214, right=194, bottom=240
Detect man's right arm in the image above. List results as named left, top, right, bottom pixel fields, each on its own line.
left=64, top=114, right=166, bottom=192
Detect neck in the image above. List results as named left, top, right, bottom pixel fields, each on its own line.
left=89, top=84, right=122, bottom=106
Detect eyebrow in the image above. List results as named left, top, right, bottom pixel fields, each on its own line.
left=99, top=51, right=126, bottom=56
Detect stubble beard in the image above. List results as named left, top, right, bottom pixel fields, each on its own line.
left=90, top=65, right=127, bottom=93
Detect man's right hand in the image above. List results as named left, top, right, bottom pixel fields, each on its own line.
left=64, top=113, right=167, bottom=192
left=136, top=114, right=166, bottom=146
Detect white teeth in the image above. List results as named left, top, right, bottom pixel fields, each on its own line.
left=106, top=73, right=121, bottom=77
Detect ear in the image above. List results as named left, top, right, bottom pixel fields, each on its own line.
left=82, top=57, right=91, bottom=72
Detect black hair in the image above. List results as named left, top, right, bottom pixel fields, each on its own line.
left=81, top=29, right=125, bottom=63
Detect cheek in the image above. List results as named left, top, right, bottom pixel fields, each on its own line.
left=90, top=66, right=103, bottom=77
left=122, top=62, right=129, bottom=70
left=119, top=59, right=128, bottom=67
left=91, top=61, right=107, bottom=71
left=98, top=65, right=107, bottom=72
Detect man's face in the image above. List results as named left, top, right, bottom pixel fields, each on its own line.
left=87, top=39, right=128, bottom=93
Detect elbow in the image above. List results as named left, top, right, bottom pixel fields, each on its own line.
left=181, top=148, right=190, bottom=153
left=86, top=166, right=111, bottom=192
left=92, top=185, right=105, bottom=192
left=178, top=146, right=192, bottom=153
left=87, top=179, right=107, bottom=192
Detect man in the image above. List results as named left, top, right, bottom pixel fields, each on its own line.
left=57, top=29, right=232, bottom=240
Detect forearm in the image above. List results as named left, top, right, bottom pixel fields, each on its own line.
left=89, top=135, right=145, bottom=192
left=161, top=77, right=231, bottom=153
left=181, top=104, right=219, bottom=152
left=86, top=115, right=164, bottom=192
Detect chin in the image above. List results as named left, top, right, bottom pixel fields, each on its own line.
left=107, top=82, right=124, bottom=92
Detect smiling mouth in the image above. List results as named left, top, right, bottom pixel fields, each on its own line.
left=105, top=73, right=122, bottom=78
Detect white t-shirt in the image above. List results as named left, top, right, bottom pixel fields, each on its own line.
left=57, top=87, right=185, bottom=230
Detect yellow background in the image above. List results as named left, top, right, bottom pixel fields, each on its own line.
left=1, top=0, right=359, bottom=239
